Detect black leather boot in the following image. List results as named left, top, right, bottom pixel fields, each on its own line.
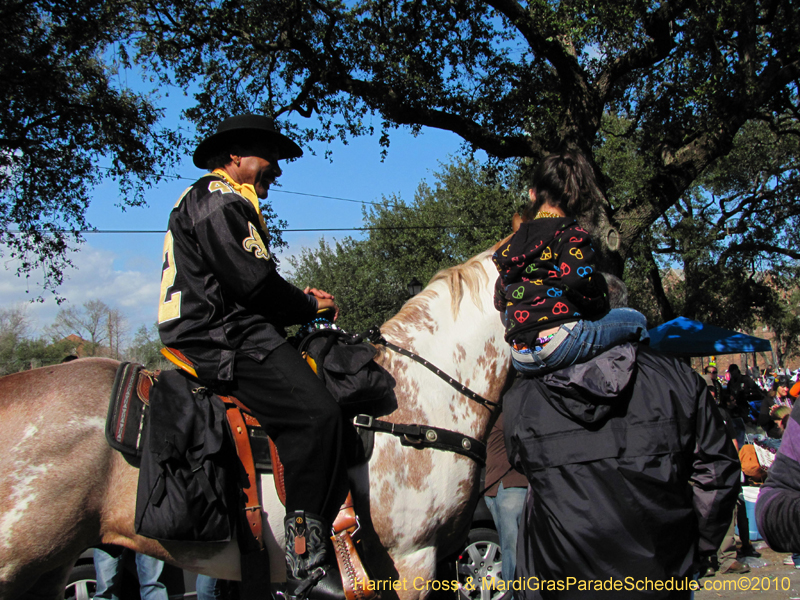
left=284, top=511, right=346, bottom=600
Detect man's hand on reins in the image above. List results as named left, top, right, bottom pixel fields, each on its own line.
left=305, top=287, right=339, bottom=320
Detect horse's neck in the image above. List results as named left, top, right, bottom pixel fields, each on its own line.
left=378, top=251, right=509, bottom=437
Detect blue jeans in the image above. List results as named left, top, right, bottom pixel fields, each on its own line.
left=196, top=575, right=228, bottom=600
left=512, top=308, right=649, bottom=375
left=94, top=547, right=169, bottom=600
left=484, top=483, right=527, bottom=583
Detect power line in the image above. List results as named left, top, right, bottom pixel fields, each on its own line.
left=7, top=224, right=506, bottom=234
left=272, top=189, right=385, bottom=205
left=5, top=214, right=665, bottom=235
left=97, top=166, right=389, bottom=206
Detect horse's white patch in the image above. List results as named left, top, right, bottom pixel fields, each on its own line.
left=10, top=417, right=44, bottom=456
left=68, top=416, right=106, bottom=430
left=20, top=424, right=37, bottom=442
left=0, top=462, right=51, bottom=549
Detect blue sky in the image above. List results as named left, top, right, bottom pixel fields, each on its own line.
left=0, top=121, right=468, bottom=337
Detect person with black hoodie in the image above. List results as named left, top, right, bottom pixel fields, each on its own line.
left=504, top=274, right=740, bottom=599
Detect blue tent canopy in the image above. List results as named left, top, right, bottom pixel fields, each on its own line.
left=647, top=316, right=772, bottom=358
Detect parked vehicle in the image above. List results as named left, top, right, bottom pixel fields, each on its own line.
left=451, top=496, right=509, bottom=600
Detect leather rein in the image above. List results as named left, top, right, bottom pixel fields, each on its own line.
left=351, top=327, right=500, bottom=465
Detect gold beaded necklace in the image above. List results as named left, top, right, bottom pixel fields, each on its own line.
left=534, top=210, right=562, bottom=219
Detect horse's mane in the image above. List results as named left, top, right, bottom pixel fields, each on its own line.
left=383, top=240, right=505, bottom=335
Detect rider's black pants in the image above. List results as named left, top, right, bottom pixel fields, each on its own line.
left=227, top=344, right=349, bottom=524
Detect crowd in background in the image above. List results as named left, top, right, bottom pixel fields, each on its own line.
left=695, top=360, right=799, bottom=576
left=701, top=361, right=796, bottom=439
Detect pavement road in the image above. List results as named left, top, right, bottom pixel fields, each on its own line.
left=696, top=544, right=800, bottom=600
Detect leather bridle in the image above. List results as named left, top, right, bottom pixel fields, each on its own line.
left=350, top=327, right=502, bottom=465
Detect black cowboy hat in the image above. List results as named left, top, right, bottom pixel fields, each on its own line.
left=192, top=114, right=303, bottom=168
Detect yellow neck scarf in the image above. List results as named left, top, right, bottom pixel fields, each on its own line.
left=212, top=168, right=269, bottom=234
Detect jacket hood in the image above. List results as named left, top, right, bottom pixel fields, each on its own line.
left=538, top=343, right=638, bottom=424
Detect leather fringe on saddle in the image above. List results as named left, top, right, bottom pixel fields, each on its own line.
left=330, top=494, right=375, bottom=600
left=284, top=497, right=376, bottom=600
left=269, top=441, right=376, bottom=600
left=216, top=386, right=377, bottom=600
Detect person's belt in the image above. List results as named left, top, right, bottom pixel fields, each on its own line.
left=537, top=322, right=577, bottom=360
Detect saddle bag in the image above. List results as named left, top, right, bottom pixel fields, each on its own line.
left=297, top=329, right=394, bottom=414
left=135, top=369, right=235, bottom=543
left=106, top=362, right=150, bottom=457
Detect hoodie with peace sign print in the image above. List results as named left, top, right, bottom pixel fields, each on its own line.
left=493, top=214, right=609, bottom=345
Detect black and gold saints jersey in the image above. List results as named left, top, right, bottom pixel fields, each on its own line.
left=157, top=173, right=317, bottom=381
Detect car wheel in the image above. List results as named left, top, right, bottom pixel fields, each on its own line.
left=457, top=527, right=509, bottom=600
left=64, top=563, right=96, bottom=600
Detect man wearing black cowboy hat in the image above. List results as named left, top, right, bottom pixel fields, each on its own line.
left=158, top=114, right=348, bottom=600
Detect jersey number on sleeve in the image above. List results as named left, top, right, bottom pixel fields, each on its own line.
left=158, top=231, right=182, bottom=323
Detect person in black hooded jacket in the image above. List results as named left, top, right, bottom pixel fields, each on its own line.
left=503, top=275, right=740, bottom=599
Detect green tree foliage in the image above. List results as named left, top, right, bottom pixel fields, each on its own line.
left=7, top=0, right=800, bottom=340
left=0, top=302, right=163, bottom=374
left=13, top=337, right=76, bottom=370
left=288, top=237, right=400, bottom=333
left=0, top=305, right=74, bottom=373
left=758, top=283, right=800, bottom=367
left=0, top=305, right=31, bottom=374
left=0, top=0, right=183, bottom=297
left=288, top=159, right=522, bottom=332
left=618, top=118, right=800, bottom=335
left=131, top=0, right=799, bottom=275
left=128, top=323, right=172, bottom=370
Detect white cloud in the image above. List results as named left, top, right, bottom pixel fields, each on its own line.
left=0, top=243, right=161, bottom=336
left=0, top=233, right=340, bottom=338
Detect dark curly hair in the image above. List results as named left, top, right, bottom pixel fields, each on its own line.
left=522, top=152, right=602, bottom=220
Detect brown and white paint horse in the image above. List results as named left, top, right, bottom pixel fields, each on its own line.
left=0, top=246, right=511, bottom=600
